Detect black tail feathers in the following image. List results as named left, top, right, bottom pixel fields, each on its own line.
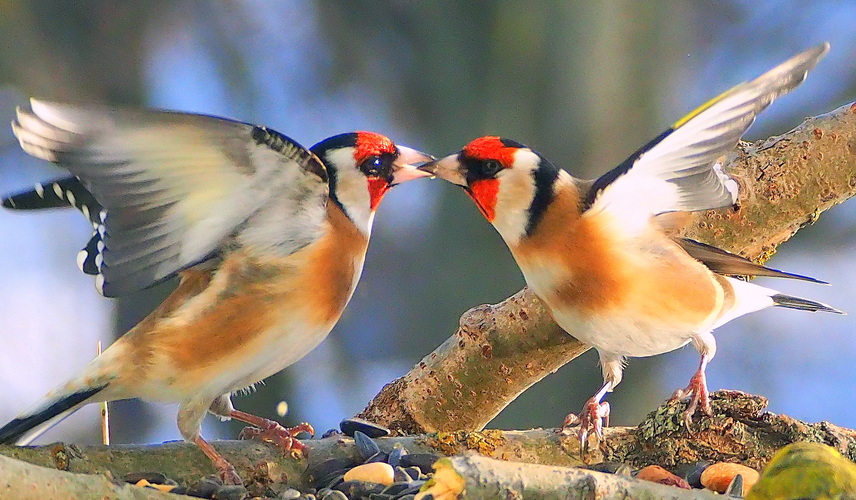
left=0, top=385, right=105, bottom=445
left=2, top=176, right=102, bottom=225
left=771, top=294, right=844, bottom=314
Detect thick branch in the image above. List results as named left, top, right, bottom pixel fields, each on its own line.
left=2, top=391, right=855, bottom=497
left=360, top=102, right=856, bottom=432
left=419, top=455, right=722, bottom=500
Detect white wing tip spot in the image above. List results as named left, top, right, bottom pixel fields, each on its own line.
left=95, top=274, right=106, bottom=295
left=76, top=249, right=88, bottom=272
left=34, top=183, right=44, bottom=198
left=52, top=182, right=63, bottom=199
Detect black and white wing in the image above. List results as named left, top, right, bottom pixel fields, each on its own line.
left=583, top=43, right=829, bottom=233
left=7, top=100, right=329, bottom=297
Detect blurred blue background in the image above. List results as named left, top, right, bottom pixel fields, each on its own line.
left=0, top=1, right=854, bottom=446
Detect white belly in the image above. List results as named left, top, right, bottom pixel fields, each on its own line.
left=522, top=263, right=699, bottom=358
left=549, top=305, right=694, bottom=357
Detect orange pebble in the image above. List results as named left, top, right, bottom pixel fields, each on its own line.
left=343, top=462, right=395, bottom=486
left=701, top=462, right=759, bottom=493
left=636, top=465, right=690, bottom=489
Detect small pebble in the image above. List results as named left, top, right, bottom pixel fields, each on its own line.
left=636, top=465, right=690, bottom=489
left=212, top=484, right=249, bottom=500
left=339, top=417, right=391, bottom=438
left=279, top=488, right=302, bottom=500
left=701, top=462, right=759, bottom=493
left=354, top=430, right=381, bottom=461
left=321, top=428, right=341, bottom=439
left=343, top=462, right=395, bottom=486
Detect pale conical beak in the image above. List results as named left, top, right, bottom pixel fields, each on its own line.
left=417, top=154, right=467, bottom=187
left=391, top=146, right=435, bottom=185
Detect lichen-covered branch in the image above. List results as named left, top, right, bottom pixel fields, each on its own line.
left=359, top=102, right=856, bottom=433
left=1, top=391, right=854, bottom=497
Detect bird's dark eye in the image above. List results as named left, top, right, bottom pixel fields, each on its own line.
left=360, top=155, right=388, bottom=176
left=481, top=159, right=503, bottom=177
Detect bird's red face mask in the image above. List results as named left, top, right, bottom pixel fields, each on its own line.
left=354, top=132, right=433, bottom=211
left=418, top=136, right=515, bottom=222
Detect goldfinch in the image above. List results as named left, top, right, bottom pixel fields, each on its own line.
left=420, top=43, right=841, bottom=449
left=0, top=100, right=432, bottom=484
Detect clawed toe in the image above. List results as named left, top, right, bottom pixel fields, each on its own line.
left=239, top=420, right=315, bottom=457
left=564, top=399, right=610, bottom=456
left=671, top=370, right=711, bottom=430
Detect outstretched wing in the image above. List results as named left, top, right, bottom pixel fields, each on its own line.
left=9, top=100, right=329, bottom=297
left=583, top=43, right=829, bottom=232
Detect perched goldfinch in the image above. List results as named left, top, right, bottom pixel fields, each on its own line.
left=420, top=43, right=841, bottom=448
left=0, top=100, right=432, bottom=484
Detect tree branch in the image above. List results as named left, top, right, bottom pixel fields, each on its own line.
left=359, top=102, right=856, bottom=433
left=2, top=391, right=854, bottom=497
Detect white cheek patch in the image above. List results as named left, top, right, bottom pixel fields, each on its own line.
left=325, top=147, right=375, bottom=236
left=491, top=150, right=540, bottom=246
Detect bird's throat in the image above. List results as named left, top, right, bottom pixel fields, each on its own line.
left=366, top=177, right=389, bottom=212
left=468, top=178, right=498, bottom=221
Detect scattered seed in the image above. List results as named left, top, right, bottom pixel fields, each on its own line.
left=187, top=476, right=223, bottom=498
left=673, top=461, right=711, bottom=488
left=303, top=458, right=358, bottom=487
left=339, top=418, right=390, bottom=438
left=398, top=454, right=439, bottom=475
left=366, top=452, right=389, bottom=464
left=388, top=446, right=409, bottom=468
left=333, top=479, right=385, bottom=498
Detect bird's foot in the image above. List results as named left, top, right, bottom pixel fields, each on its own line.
left=562, top=397, right=610, bottom=456
left=214, top=459, right=243, bottom=485
left=670, top=368, right=712, bottom=429
left=238, top=420, right=315, bottom=458
left=194, top=436, right=243, bottom=485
